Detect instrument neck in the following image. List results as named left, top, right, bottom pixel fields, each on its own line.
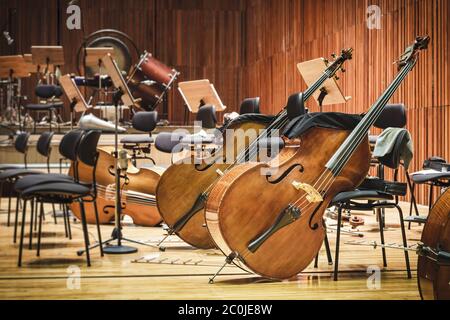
left=325, top=58, right=417, bottom=176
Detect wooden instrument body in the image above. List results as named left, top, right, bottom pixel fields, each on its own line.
left=156, top=120, right=272, bottom=249
left=418, top=188, right=450, bottom=300
left=70, top=148, right=162, bottom=227
left=206, top=127, right=371, bottom=279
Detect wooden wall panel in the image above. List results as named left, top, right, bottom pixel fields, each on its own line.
left=0, top=0, right=448, bottom=206
left=242, top=0, right=449, bottom=206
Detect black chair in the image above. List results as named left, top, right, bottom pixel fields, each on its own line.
left=331, top=130, right=412, bottom=281
left=0, top=132, right=31, bottom=215
left=13, top=130, right=85, bottom=243
left=240, top=98, right=260, bottom=115
left=0, top=132, right=55, bottom=227
left=17, top=130, right=103, bottom=267
left=406, top=157, right=450, bottom=227
left=120, top=111, right=158, bottom=166
left=25, top=85, right=64, bottom=133
left=370, top=103, right=407, bottom=145
left=0, top=132, right=31, bottom=172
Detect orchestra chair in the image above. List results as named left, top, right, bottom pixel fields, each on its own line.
left=0, top=132, right=54, bottom=228
left=154, top=132, right=188, bottom=165
left=24, top=85, right=64, bottom=133
left=120, top=111, right=158, bottom=167
left=239, top=97, right=260, bottom=115
left=405, top=157, right=450, bottom=228
left=331, top=130, right=413, bottom=281
left=0, top=132, right=31, bottom=214
left=13, top=130, right=85, bottom=244
left=16, top=130, right=103, bottom=267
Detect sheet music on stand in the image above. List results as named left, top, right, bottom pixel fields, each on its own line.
left=297, top=58, right=351, bottom=110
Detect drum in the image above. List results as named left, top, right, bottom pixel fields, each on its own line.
left=137, top=51, right=178, bottom=86
left=127, top=51, right=179, bottom=110
left=128, top=69, right=166, bottom=110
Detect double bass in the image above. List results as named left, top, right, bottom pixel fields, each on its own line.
left=417, top=188, right=450, bottom=300
left=205, top=36, right=430, bottom=280
left=156, top=49, right=354, bottom=249
left=70, top=147, right=162, bottom=227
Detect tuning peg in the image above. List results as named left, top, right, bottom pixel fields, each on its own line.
left=331, top=53, right=337, bottom=59
left=335, top=76, right=340, bottom=81
left=341, top=68, right=346, bottom=73
left=324, top=59, right=329, bottom=65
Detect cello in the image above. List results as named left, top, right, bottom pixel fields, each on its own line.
left=417, top=188, right=450, bottom=300
left=156, top=49, right=354, bottom=249
left=205, top=36, right=429, bottom=280
left=70, top=147, right=162, bottom=227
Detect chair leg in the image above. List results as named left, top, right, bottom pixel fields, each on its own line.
left=33, top=199, right=38, bottom=231
left=65, top=205, right=72, bottom=240
left=324, top=232, right=333, bottom=265
left=0, top=181, right=3, bottom=210
left=78, top=200, right=91, bottom=267
left=18, top=199, right=27, bottom=267
left=62, top=202, right=69, bottom=238
left=395, top=204, right=412, bottom=279
left=37, top=202, right=44, bottom=257
left=428, top=184, right=433, bottom=212
left=376, top=209, right=388, bottom=268
left=13, top=196, right=20, bottom=243
left=7, top=191, right=12, bottom=227
left=28, top=199, right=34, bottom=250
left=52, top=203, right=57, bottom=225
left=314, top=253, right=319, bottom=268
left=93, top=201, right=104, bottom=257
left=333, top=206, right=343, bottom=281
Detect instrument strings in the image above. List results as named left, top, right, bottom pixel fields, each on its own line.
left=95, top=184, right=157, bottom=207
left=289, top=58, right=417, bottom=215
left=231, top=71, right=332, bottom=167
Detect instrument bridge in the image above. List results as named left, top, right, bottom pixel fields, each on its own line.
left=292, top=181, right=324, bottom=203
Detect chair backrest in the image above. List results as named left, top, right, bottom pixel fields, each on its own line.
left=374, top=104, right=407, bottom=129
left=78, top=130, right=102, bottom=167
left=155, top=132, right=186, bottom=154
left=132, top=111, right=158, bottom=133
left=240, top=98, right=260, bottom=115
left=35, top=85, right=59, bottom=99
left=286, top=92, right=306, bottom=120
left=377, top=130, right=410, bottom=169
left=59, top=130, right=85, bottom=161
left=36, top=132, right=54, bottom=157
left=196, top=105, right=217, bottom=129
left=14, top=132, right=30, bottom=154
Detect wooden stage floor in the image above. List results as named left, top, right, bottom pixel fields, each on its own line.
left=0, top=200, right=427, bottom=300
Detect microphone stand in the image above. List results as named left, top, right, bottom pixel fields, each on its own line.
left=100, top=88, right=154, bottom=254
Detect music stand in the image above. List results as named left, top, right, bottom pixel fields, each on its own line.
left=0, top=55, right=32, bottom=129
left=31, top=46, right=65, bottom=81
left=178, top=79, right=226, bottom=124
left=59, top=74, right=89, bottom=129
left=23, top=54, right=39, bottom=74
left=94, top=53, right=148, bottom=255
left=297, top=58, right=351, bottom=111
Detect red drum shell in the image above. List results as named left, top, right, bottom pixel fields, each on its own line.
left=138, top=54, right=177, bottom=86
